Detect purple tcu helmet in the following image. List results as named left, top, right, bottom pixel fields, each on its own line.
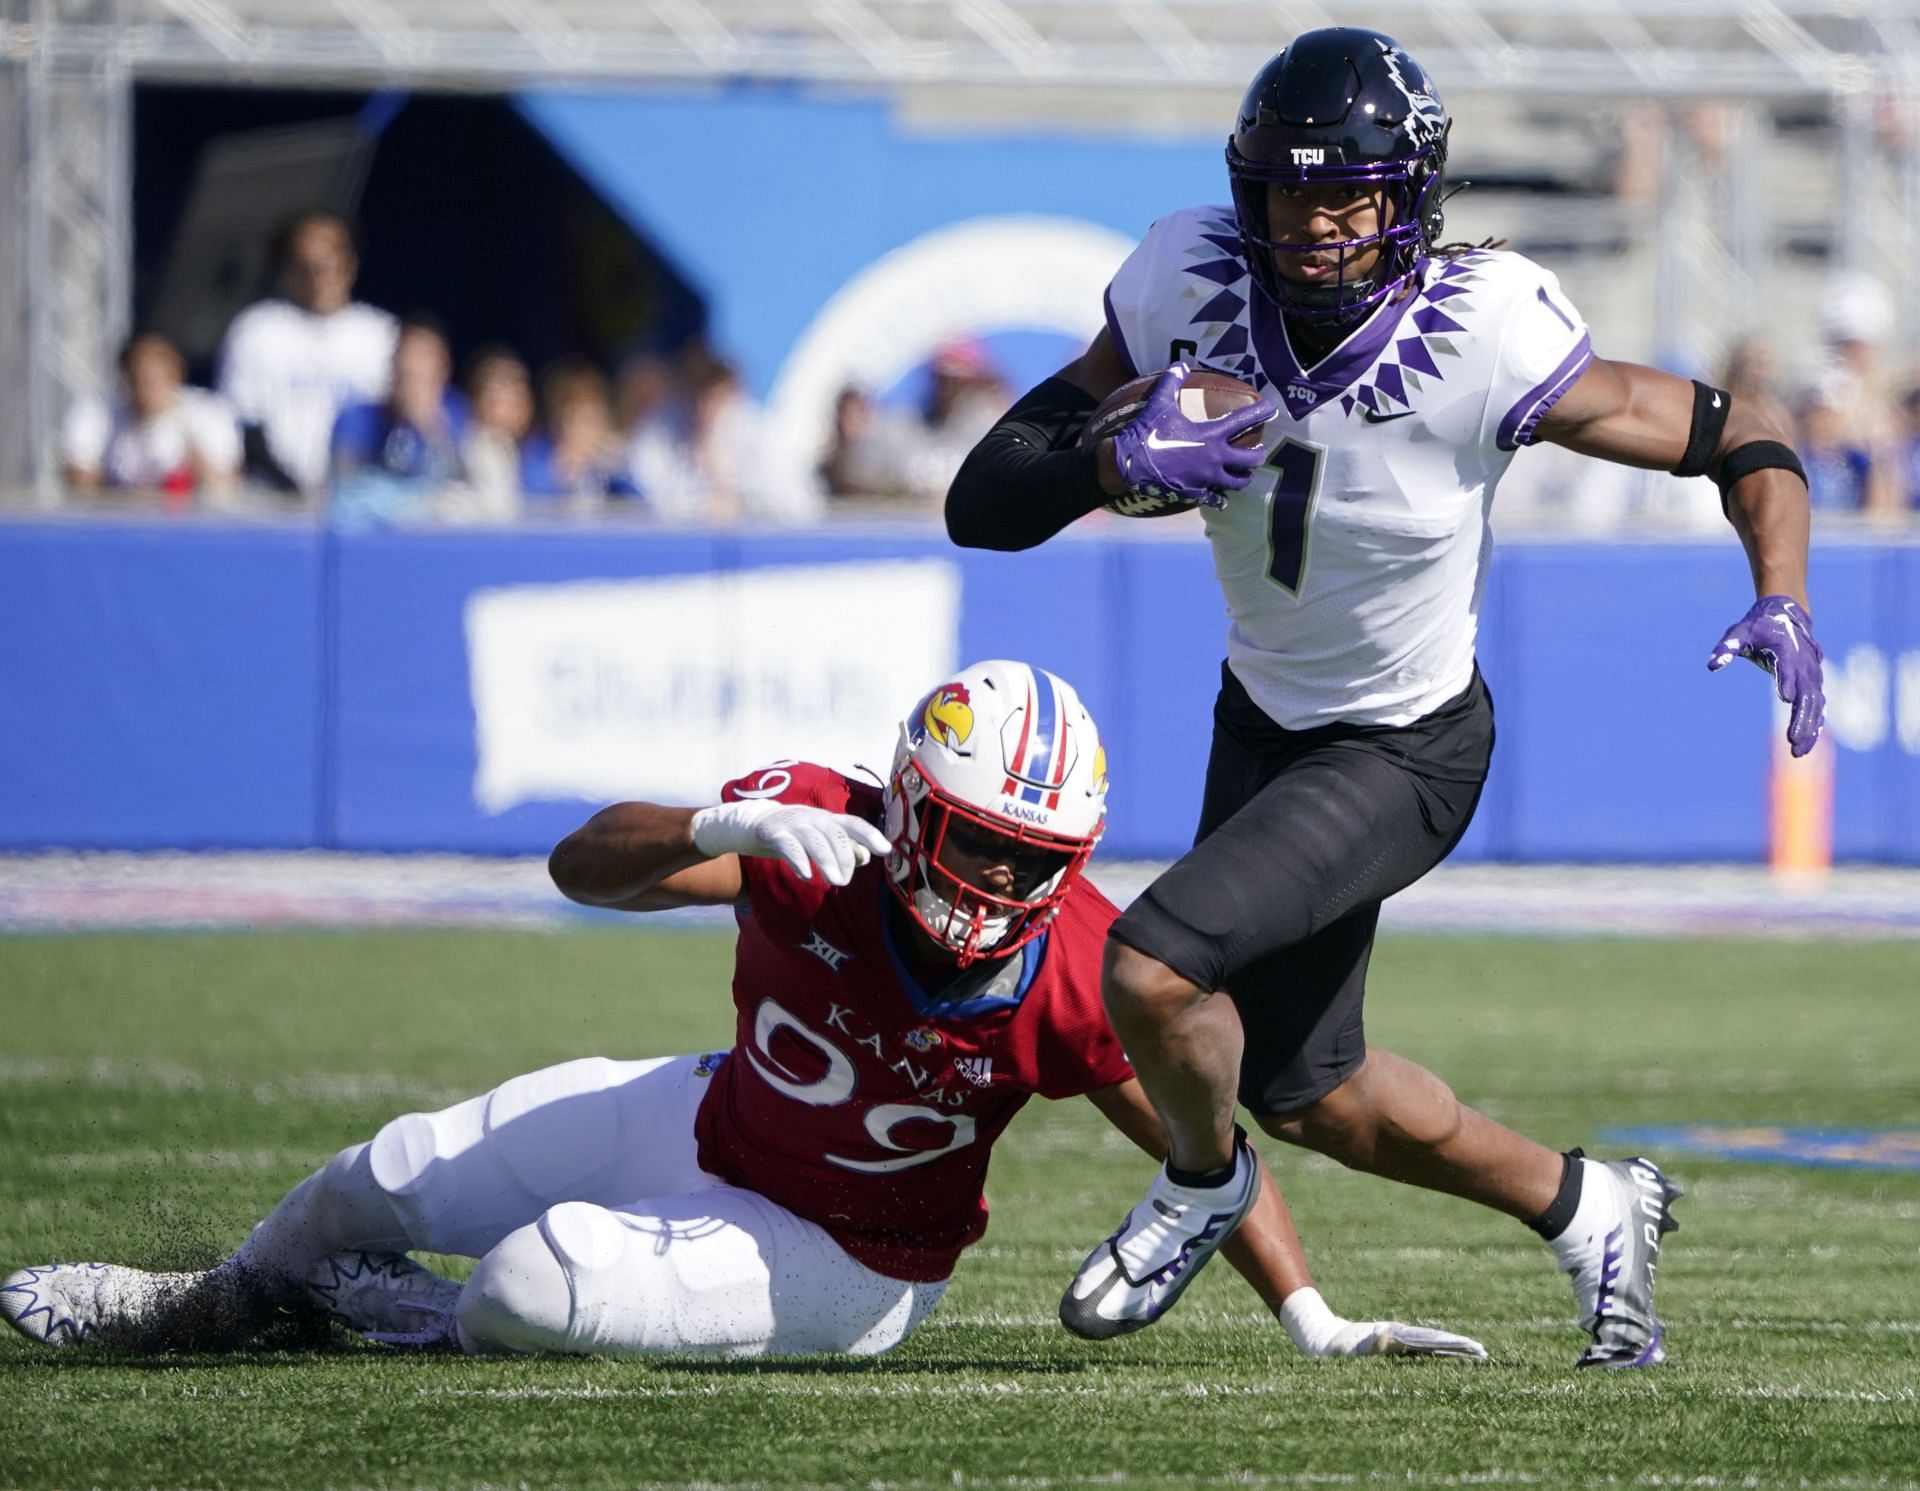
left=1226, top=27, right=1451, bottom=325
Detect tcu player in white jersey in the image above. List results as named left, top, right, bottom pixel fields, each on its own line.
left=948, top=30, right=1824, bottom=1368
left=3, top=662, right=1484, bottom=1363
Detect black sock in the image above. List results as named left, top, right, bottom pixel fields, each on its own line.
left=1527, top=1147, right=1585, bottom=1240
left=1166, top=1128, right=1246, bottom=1191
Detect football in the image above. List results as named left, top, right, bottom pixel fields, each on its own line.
left=1080, top=367, right=1269, bottom=518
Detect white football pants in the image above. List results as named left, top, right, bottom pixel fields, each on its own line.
left=229, top=1053, right=946, bottom=1357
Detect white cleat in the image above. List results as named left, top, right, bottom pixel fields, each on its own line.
left=1, top=1262, right=205, bottom=1349
left=1060, top=1131, right=1261, bottom=1341
left=306, top=1251, right=461, bottom=1348
left=1562, top=1156, right=1683, bottom=1369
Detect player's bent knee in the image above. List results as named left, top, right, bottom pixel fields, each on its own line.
left=1254, top=1076, right=1382, bottom=1165
left=1102, top=939, right=1204, bottom=1019
left=455, top=1202, right=625, bottom=1355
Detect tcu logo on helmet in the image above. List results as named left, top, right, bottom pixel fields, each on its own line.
left=1290, top=148, right=1325, bottom=165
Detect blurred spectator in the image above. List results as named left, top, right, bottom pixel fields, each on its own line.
left=219, top=211, right=397, bottom=496
left=617, top=353, right=700, bottom=518
left=818, top=385, right=916, bottom=503
left=1796, top=374, right=1873, bottom=513
left=1721, top=335, right=1793, bottom=439
left=453, top=347, right=536, bottom=521
left=1900, top=386, right=1920, bottom=512
left=61, top=332, right=241, bottom=504
left=1812, top=273, right=1901, bottom=513
left=911, top=338, right=1012, bottom=501
left=327, top=316, right=467, bottom=529
left=521, top=359, right=641, bottom=509
left=681, top=349, right=819, bottom=523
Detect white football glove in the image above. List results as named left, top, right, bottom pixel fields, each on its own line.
left=1282, top=1287, right=1488, bottom=1362
left=1319, top=1320, right=1490, bottom=1360
left=689, top=800, right=893, bottom=887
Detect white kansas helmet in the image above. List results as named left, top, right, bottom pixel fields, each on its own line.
left=883, top=659, right=1108, bottom=965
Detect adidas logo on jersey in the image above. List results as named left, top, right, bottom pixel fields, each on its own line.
left=954, top=1055, right=994, bottom=1087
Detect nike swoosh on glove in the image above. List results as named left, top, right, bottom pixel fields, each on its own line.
left=690, top=800, right=893, bottom=886
left=1109, top=363, right=1276, bottom=510
left=1707, top=594, right=1825, bottom=758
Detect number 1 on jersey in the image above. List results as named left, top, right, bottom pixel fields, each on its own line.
left=1265, top=437, right=1324, bottom=595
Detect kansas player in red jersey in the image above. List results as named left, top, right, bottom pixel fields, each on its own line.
left=3, top=661, right=1484, bottom=1362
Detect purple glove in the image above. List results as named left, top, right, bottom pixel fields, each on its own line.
left=1110, top=363, right=1277, bottom=510
left=1708, top=595, right=1825, bottom=758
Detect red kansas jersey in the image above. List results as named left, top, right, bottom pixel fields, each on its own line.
left=692, top=760, right=1132, bottom=1282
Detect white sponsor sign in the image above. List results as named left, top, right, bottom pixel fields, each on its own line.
left=466, top=562, right=960, bottom=812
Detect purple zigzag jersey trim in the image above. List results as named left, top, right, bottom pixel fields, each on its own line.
left=1209, top=324, right=1249, bottom=358
left=1188, top=258, right=1247, bottom=288
left=1250, top=275, right=1424, bottom=420
left=1396, top=337, right=1442, bottom=380
left=1412, top=305, right=1466, bottom=335
left=1193, top=287, right=1247, bottom=325
left=1496, top=333, right=1594, bottom=451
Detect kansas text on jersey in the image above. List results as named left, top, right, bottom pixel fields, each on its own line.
left=692, top=762, right=1132, bottom=1283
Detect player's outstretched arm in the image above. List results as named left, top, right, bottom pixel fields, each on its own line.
left=1083, top=1081, right=1487, bottom=1360
left=1535, top=359, right=1824, bottom=757
left=549, top=799, right=893, bottom=912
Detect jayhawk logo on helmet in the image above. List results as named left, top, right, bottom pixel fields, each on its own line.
left=920, top=683, right=975, bottom=752
left=1092, top=743, right=1109, bottom=796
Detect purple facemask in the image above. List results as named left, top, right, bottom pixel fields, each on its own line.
left=1227, top=147, right=1444, bottom=324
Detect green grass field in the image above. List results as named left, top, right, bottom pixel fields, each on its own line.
left=1, top=928, right=1916, bottom=1490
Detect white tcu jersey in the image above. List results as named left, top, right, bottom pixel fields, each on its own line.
left=1104, top=206, right=1593, bottom=728
left=218, top=298, right=397, bottom=492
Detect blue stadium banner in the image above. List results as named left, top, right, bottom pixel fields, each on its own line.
left=3, top=518, right=1916, bottom=862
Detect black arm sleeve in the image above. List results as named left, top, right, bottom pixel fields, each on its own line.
left=945, top=377, right=1109, bottom=552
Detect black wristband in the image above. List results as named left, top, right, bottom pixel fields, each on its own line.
left=1670, top=381, right=1731, bottom=479
left=1716, top=439, right=1807, bottom=503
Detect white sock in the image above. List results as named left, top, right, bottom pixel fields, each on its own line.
left=1281, top=1286, right=1369, bottom=1358
left=1545, top=1157, right=1616, bottom=1277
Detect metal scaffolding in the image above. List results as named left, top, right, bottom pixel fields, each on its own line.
left=1, top=0, right=1914, bottom=98
left=4, top=0, right=1919, bottom=490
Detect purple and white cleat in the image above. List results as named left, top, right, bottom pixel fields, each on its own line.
left=1060, top=1130, right=1261, bottom=1341
left=306, top=1251, right=462, bottom=1347
left=1, top=1262, right=204, bottom=1348
left=1562, top=1157, right=1684, bottom=1369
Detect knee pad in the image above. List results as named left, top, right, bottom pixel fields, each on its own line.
left=366, top=1111, right=459, bottom=1245
left=457, top=1201, right=628, bottom=1354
